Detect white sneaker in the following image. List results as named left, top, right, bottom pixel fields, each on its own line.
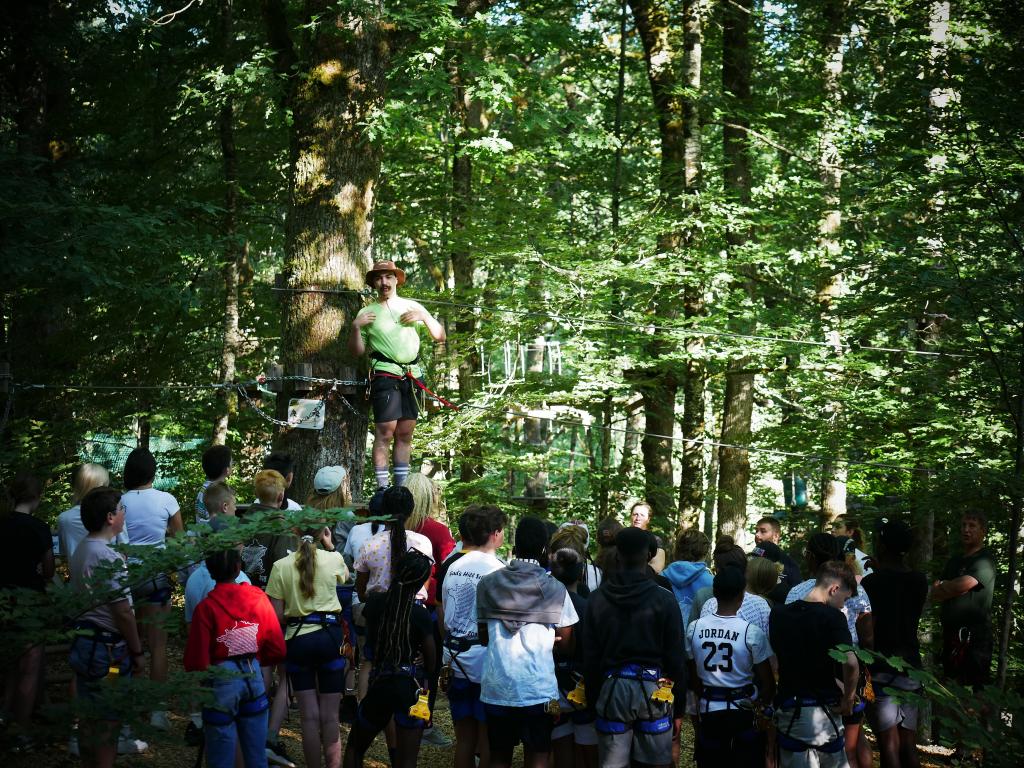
left=420, top=726, right=453, bottom=746
left=118, top=735, right=149, bottom=754
left=150, top=710, right=171, bottom=731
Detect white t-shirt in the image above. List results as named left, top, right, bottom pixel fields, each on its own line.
left=250, top=498, right=302, bottom=512
left=480, top=591, right=579, bottom=707
left=686, top=613, right=772, bottom=713
left=57, top=505, right=129, bottom=559
left=585, top=563, right=602, bottom=592
left=700, top=592, right=771, bottom=637
left=441, top=550, right=504, bottom=682
left=121, top=488, right=180, bottom=547
left=343, top=522, right=380, bottom=605
left=785, top=579, right=872, bottom=646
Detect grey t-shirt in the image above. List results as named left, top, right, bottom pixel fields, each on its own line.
left=70, top=537, right=132, bottom=634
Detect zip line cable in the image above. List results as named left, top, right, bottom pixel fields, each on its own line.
left=270, top=285, right=971, bottom=359
left=8, top=376, right=933, bottom=473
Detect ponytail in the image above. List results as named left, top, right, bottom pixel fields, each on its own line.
left=296, top=533, right=319, bottom=599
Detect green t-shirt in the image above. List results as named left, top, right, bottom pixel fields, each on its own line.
left=940, top=547, right=996, bottom=631
left=357, top=297, right=427, bottom=378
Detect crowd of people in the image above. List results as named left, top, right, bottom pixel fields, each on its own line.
left=0, top=442, right=1000, bottom=768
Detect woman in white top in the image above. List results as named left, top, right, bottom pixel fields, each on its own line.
left=58, top=463, right=128, bottom=560
left=120, top=448, right=182, bottom=730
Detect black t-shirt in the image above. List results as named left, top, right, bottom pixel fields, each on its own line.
left=779, top=551, right=802, bottom=590
left=435, top=551, right=466, bottom=601
left=940, top=547, right=996, bottom=631
left=0, top=512, right=51, bottom=592
left=770, top=599, right=852, bottom=701
left=861, top=567, right=928, bottom=672
left=363, top=592, right=433, bottom=666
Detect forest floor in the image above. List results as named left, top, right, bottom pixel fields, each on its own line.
left=8, top=609, right=957, bottom=768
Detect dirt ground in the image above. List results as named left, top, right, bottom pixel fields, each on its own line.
left=7, top=623, right=954, bottom=768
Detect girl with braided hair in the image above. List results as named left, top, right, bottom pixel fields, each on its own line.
left=344, top=550, right=436, bottom=768
left=266, top=524, right=349, bottom=768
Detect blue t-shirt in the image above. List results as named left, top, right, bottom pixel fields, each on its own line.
left=184, top=562, right=251, bottom=623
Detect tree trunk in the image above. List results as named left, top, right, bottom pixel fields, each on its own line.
left=629, top=0, right=690, bottom=525
left=716, top=0, right=755, bottom=539
left=266, top=0, right=385, bottom=501
left=449, top=1, right=496, bottom=481
left=816, top=0, right=851, bottom=522
left=677, top=0, right=706, bottom=530
left=213, top=0, right=241, bottom=446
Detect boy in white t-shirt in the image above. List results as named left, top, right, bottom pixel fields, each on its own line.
left=687, top=566, right=775, bottom=768
left=442, top=505, right=507, bottom=768
left=477, top=517, right=578, bottom=768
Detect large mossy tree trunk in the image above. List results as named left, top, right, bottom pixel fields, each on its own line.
left=264, top=0, right=386, bottom=500
left=716, top=0, right=755, bottom=539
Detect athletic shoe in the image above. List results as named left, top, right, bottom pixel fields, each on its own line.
left=68, top=734, right=80, bottom=757
left=118, top=735, right=149, bottom=754
left=266, top=739, right=297, bottom=768
left=150, top=710, right=171, bottom=731
left=420, top=726, right=453, bottom=746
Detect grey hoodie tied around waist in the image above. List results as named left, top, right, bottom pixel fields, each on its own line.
left=476, top=559, right=566, bottom=633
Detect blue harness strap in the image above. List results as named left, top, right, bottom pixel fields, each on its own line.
left=595, top=715, right=671, bottom=735
left=702, top=683, right=756, bottom=703
left=605, top=664, right=661, bottom=682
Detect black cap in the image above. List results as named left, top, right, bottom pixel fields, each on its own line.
left=877, top=518, right=912, bottom=555
left=750, top=540, right=783, bottom=563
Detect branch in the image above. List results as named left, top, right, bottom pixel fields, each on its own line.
left=150, top=0, right=201, bottom=26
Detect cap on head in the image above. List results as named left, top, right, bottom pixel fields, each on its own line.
left=313, top=465, right=346, bottom=495
left=750, top=540, right=783, bottom=563
left=876, top=518, right=912, bottom=555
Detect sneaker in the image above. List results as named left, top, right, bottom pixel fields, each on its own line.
left=118, top=735, right=149, bottom=754
left=68, top=734, right=80, bottom=757
left=150, top=710, right=171, bottom=731
left=266, top=739, right=297, bottom=768
left=420, top=726, right=452, bottom=747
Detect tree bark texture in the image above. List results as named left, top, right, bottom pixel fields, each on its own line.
left=677, top=0, right=706, bottom=529
left=716, top=0, right=755, bottom=539
left=816, top=0, right=850, bottom=522
left=267, top=0, right=387, bottom=500
left=449, top=0, right=496, bottom=481
left=629, top=0, right=692, bottom=524
left=213, top=0, right=241, bottom=446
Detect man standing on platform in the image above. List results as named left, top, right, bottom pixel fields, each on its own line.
left=348, top=261, right=446, bottom=489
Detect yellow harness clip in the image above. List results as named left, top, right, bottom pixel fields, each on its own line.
left=408, top=691, right=431, bottom=722
left=651, top=680, right=674, bottom=704
left=567, top=680, right=587, bottom=708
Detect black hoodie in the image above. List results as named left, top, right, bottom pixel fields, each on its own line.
left=582, top=570, right=687, bottom=704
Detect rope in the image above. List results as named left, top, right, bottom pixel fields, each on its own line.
left=270, top=285, right=971, bottom=360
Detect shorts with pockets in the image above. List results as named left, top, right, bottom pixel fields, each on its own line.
left=370, top=375, right=418, bottom=424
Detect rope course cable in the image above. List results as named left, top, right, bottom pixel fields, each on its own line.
left=9, top=376, right=932, bottom=473
left=270, top=285, right=972, bottom=360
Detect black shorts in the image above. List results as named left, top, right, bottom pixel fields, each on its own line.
left=370, top=375, right=419, bottom=424
left=485, top=703, right=554, bottom=754
left=358, top=673, right=421, bottom=731
left=285, top=626, right=346, bottom=693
